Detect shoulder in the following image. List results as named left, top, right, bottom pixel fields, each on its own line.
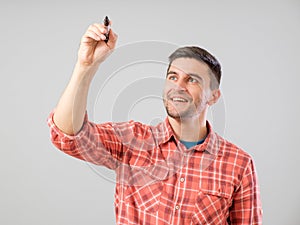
left=98, top=120, right=153, bottom=139
left=111, top=120, right=151, bottom=132
left=215, top=134, right=259, bottom=187
left=217, top=134, right=254, bottom=166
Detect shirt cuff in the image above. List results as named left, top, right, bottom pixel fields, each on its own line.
left=47, top=110, right=89, bottom=139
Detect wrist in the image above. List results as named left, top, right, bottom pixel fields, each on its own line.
left=73, top=61, right=100, bottom=83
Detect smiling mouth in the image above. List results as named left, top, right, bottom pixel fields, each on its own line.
left=170, top=97, right=188, bottom=103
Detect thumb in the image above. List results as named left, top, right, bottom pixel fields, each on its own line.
left=107, top=29, right=118, bottom=49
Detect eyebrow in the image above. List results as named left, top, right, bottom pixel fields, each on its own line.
left=167, top=70, right=203, bottom=81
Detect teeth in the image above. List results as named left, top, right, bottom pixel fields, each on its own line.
left=172, top=97, right=187, bottom=102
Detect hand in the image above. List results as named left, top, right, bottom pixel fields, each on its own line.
left=77, top=22, right=118, bottom=67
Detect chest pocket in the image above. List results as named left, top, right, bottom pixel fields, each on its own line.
left=191, top=183, right=234, bottom=225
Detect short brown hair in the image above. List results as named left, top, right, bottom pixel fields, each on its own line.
left=168, top=46, right=222, bottom=89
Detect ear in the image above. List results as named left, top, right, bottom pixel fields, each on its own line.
left=208, top=89, right=221, bottom=106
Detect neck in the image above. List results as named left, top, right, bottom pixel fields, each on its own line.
left=168, top=114, right=207, bottom=142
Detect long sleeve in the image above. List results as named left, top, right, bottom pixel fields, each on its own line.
left=47, top=111, right=123, bottom=169
left=229, top=158, right=263, bottom=224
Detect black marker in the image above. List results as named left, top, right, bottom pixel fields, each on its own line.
left=103, top=16, right=110, bottom=43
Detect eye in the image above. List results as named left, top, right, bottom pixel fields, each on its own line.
left=188, top=77, right=198, bottom=83
left=168, top=75, right=177, bottom=81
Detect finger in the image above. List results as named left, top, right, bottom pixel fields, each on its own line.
left=82, top=30, right=106, bottom=42
left=92, top=23, right=109, bottom=36
left=92, top=21, right=113, bottom=41
left=87, top=24, right=107, bottom=38
left=107, top=29, right=118, bottom=49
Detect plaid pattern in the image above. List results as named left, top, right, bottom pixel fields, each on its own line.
left=48, top=111, right=262, bottom=224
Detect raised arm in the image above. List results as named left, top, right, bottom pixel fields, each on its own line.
left=53, top=21, right=118, bottom=135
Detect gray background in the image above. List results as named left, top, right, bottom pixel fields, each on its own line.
left=0, top=0, right=299, bottom=224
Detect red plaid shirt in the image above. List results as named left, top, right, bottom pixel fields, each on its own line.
left=48, top=111, right=262, bottom=224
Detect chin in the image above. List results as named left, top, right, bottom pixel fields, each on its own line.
left=166, top=108, right=193, bottom=120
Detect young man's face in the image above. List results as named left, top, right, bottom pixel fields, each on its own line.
left=163, top=57, right=215, bottom=120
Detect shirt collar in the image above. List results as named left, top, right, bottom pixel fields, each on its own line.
left=153, top=118, right=223, bottom=156
left=151, top=118, right=174, bottom=145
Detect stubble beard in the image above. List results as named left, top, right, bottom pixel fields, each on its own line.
left=164, top=99, right=198, bottom=120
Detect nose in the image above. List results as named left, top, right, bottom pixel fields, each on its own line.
left=175, top=78, right=187, bottom=91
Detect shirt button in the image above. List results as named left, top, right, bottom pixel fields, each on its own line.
left=180, top=177, right=185, bottom=182
left=175, top=205, right=180, bottom=210
left=260, top=208, right=263, bottom=215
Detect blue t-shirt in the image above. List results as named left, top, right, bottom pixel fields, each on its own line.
left=180, top=138, right=205, bottom=149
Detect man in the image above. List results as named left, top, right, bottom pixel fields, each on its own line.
left=48, top=21, right=262, bottom=224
